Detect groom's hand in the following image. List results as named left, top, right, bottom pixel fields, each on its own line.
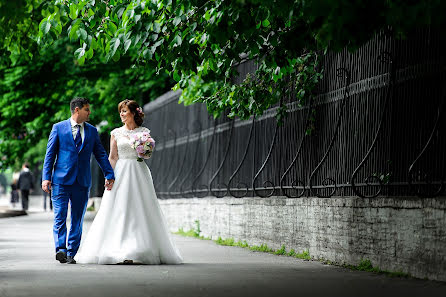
left=105, top=179, right=114, bottom=191
left=42, top=180, right=51, bottom=193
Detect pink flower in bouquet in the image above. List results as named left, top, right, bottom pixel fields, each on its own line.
left=148, top=137, right=155, bottom=148
left=136, top=145, right=145, bottom=154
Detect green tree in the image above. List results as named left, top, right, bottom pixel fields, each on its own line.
left=0, top=0, right=44, bottom=62
left=2, top=0, right=445, bottom=170
left=0, top=35, right=171, bottom=170
left=37, top=0, right=446, bottom=120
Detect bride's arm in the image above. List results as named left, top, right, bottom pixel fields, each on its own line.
left=109, top=134, right=119, bottom=169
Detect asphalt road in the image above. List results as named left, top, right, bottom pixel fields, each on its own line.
left=0, top=198, right=445, bottom=297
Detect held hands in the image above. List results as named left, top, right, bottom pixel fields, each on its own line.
left=42, top=179, right=114, bottom=191
left=105, top=179, right=115, bottom=191
left=42, top=180, right=52, bottom=193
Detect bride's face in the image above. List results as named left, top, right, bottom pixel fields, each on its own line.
left=120, top=106, right=135, bottom=124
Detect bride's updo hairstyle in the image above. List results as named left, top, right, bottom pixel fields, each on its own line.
left=118, top=99, right=145, bottom=126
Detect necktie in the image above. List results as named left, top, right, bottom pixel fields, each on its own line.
left=74, top=124, right=82, bottom=152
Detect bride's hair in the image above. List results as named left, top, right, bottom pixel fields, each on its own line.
left=118, top=99, right=145, bottom=126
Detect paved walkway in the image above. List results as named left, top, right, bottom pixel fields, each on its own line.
left=0, top=196, right=445, bottom=297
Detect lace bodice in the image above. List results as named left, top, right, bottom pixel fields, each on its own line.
left=111, top=126, right=151, bottom=160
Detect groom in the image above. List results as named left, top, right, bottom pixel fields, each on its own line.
left=42, top=97, right=115, bottom=264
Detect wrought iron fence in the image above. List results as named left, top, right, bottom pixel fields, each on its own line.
left=143, top=29, right=446, bottom=199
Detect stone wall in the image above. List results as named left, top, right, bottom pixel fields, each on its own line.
left=159, top=196, right=446, bottom=281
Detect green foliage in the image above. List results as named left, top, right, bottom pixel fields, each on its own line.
left=175, top=229, right=410, bottom=277
left=248, top=243, right=274, bottom=253
left=193, top=219, right=201, bottom=237
left=215, top=237, right=235, bottom=246
left=295, top=249, right=311, bottom=260
left=176, top=228, right=314, bottom=261
left=3, top=0, right=446, bottom=169
left=174, top=220, right=210, bottom=239
left=344, top=258, right=410, bottom=278
left=286, top=248, right=311, bottom=260
left=36, top=0, right=446, bottom=123
left=0, top=35, right=171, bottom=170
left=0, top=0, right=44, bottom=63
left=174, top=227, right=199, bottom=237
left=174, top=227, right=210, bottom=240
left=274, top=244, right=287, bottom=255
left=357, top=259, right=377, bottom=272
left=235, top=240, right=249, bottom=248
left=213, top=238, right=309, bottom=259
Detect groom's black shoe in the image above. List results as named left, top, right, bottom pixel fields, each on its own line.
left=55, top=251, right=67, bottom=263
left=66, top=256, right=76, bottom=264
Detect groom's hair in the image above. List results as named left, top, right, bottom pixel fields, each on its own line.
left=70, top=97, right=90, bottom=113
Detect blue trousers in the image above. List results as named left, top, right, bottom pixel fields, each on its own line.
left=51, top=181, right=89, bottom=257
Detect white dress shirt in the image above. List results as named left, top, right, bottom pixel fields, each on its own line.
left=70, top=118, right=85, bottom=143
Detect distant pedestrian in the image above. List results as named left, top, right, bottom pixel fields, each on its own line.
left=17, top=163, right=34, bottom=211
left=10, top=182, right=19, bottom=208
left=10, top=171, right=20, bottom=208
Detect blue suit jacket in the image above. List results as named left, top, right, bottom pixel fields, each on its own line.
left=42, top=119, right=115, bottom=187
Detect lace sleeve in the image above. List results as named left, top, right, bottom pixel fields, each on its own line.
left=110, top=128, right=120, bottom=138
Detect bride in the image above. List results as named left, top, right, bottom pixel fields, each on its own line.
left=76, top=99, right=183, bottom=265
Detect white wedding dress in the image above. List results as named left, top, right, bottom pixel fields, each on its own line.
left=76, top=126, right=183, bottom=265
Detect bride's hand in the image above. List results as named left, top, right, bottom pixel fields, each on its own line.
left=105, top=179, right=115, bottom=191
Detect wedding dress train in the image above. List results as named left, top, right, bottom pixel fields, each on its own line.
left=76, top=126, right=183, bottom=264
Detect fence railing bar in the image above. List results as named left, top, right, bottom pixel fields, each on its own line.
left=351, top=50, right=396, bottom=198
left=408, top=90, right=446, bottom=197
left=253, top=99, right=282, bottom=197
left=309, top=67, right=352, bottom=198
left=209, top=119, right=235, bottom=198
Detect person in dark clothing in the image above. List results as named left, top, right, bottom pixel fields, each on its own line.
left=17, top=163, right=34, bottom=211
left=10, top=182, right=19, bottom=208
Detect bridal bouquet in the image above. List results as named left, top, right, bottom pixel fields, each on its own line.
left=129, top=132, right=156, bottom=162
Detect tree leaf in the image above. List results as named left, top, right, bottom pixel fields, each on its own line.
left=108, top=22, right=118, bottom=36
left=153, top=22, right=161, bottom=33
left=117, top=7, right=125, bottom=19
left=262, top=19, right=270, bottom=27
left=86, top=47, right=94, bottom=59
left=78, top=28, right=87, bottom=41
left=69, top=4, right=79, bottom=20
left=68, top=20, right=80, bottom=41
left=74, top=47, right=85, bottom=59
left=78, top=55, right=86, bottom=65
left=124, top=39, right=131, bottom=53
left=40, top=20, right=51, bottom=35
left=112, top=51, right=121, bottom=62
left=173, top=16, right=181, bottom=26
left=173, top=70, right=181, bottom=82
left=109, top=38, right=121, bottom=57
left=169, top=33, right=182, bottom=48
left=134, top=33, right=142, bottom=45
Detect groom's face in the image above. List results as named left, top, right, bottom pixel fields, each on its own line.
left=77, top=104, right=91, bottom=123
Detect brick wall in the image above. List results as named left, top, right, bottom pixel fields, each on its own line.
left=159, top=196, right=446, bottom=281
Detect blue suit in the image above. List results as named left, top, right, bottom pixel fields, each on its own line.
left=43, top=119, right=114, bottom=257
